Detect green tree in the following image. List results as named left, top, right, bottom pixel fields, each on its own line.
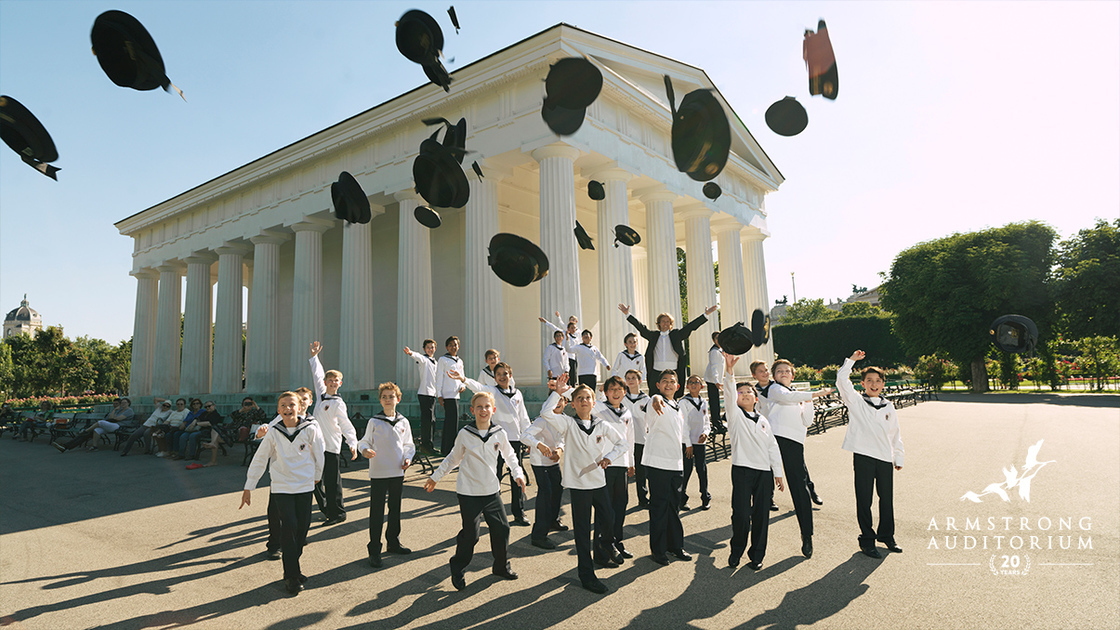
left=882, top=221, right=1056, bottom=393
left=839, top=302, right=882, bottom=317
left=780, top=298, right=838, bottom=325
left=0, top=341, right=13, bottom=395
left=1053, top=219, right=1120, bottom=340
left=1072, top=336, right=1119, bottom=391
left=73, top=336, right=132, bottom=394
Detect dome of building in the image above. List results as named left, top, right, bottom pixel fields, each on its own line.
left=3, top=295, right=43, bottom=338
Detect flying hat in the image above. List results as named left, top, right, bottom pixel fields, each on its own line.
left=574, top=221, right=594, bottom=250
left=804, top=19, right=839, bottom=100
left=91, top=10, right=184, bottom=100
left=414, top=205, right=442, bottom=229
left=765, top=97, right=808, bottom=137
left=331, top=171, right=372, bottom=224
left=989, top=315, right=1038, bottom=354
left=664, top=76, right=731, bottom=182
left=396, top=10, right=452, bottom=92
left=544, top=58, right=603, bottom=110
left=703, top=182, right=721, bottom=200
left=613, top=225, right=641, bottom=248
left=413, top=124, right=470, bottom=208
left=750, top=309, right=770, bottom=346
left=448, top=6, right=460, bottom=33
left=488, top=233, right=550, bottom=287
left=718, top=322, right=755, bottom=356
left=0, top=95, right=60, bottom=180
left=541, top=96, right=586, bottom=136
left=588, top=180, right=605, bottom=201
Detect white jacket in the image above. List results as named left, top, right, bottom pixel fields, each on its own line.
left=592, top=400, right=635, bottom=468
left=623, top=392, right=650, bottom=445
left=543, top=343, right=569, bottom=378
left=310, top=356, right=359, bottom=454
left=573, top=343, right=610, bottom=377
left=612, top=351, right=646, bottom=383
left=640, top=395, right=688, bottom=471
left=431, top=424, right=525, bottom=496
left=724, top=374, right=783, bottom=473
left=836, top=358, right=905, bottom=467
left=522, top=392, right=627, bottom=490
left=680, top=395, right=711, bottom=445
left=462, top=378, right=530, bottom=442
left=357, top=412, right=417, bottom=479
left=758, top=381, right=814, bottom=444
left=244, top=418, right=325, bottom=494
left=704, top=345, right=724, bottom=384
left=408, top=351, right=439, bottom=396
left=434, top=354, right=465, bottom=398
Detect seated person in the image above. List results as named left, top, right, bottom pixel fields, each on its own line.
left=229, top=397, right=269, bottom=443
left=168, top=399, right=204, bottom=458
left=154, top=398, right=190, bottom=457
left=175, top=401, right=224, bottom=460
left=54, top=398, right=135, bottom=453
left=18, top=401, right=53, bottom=442
left=120, top=400, right=173, bottom=456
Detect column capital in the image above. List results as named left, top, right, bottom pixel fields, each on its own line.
left=710, top=217, right=744, bottom=235
left=130, top=268, right=159, bottom=279
left=184, top=253, right=217, bottom=266
left=156, top=262, right=184, bottom=274
left=584, top=166, right=633, bottom=183
left=215, top=241, right=252, bottom=257
left=290, top=218, right=334, bottom=233
left=678, top=205, right=714, bottom=221
left=531, top=143, right=581, bottom=163
left=638, top=188, right=677, bottom=204
left=250, top=231, right=289, bottom=246
left=741, top=227, right=767, bottom=242
left=630, top=244, right=648, bottom=260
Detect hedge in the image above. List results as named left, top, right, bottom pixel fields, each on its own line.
left=772, top=315, right=914, bottom=369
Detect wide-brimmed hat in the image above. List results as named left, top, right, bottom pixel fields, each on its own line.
left=0, top=95, right=60, bottom=180
left=665, top=76, right=731, bottom=182
left=331, top=171, right=372, bottom=224
left=91, top=10, right=183, bottom=98
left=718, top=322, right=755, bottom=356
left=488, top=233, right=550, bottom=287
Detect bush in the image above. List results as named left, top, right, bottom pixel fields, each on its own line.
left=793, top=365, right=821, bottom=382
left=772, top=314, right=912, bottom=368
left=997, top=352, right=1022, bottom=390
left=915, top=354, right=952, bottom=389
left=887, top=365, right=914, bottom=380
left=820, top=364, right=840, bottom=382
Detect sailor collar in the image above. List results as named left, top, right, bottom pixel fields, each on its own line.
left=465, top=424, right=502, bottom=443
left=683, top=396, right=704, bottom=411
left=373, top=412, right=405, bottom=426
left=571, top=414, right=598, bottom=436
left=275, top=419, right=312, bottom=442
left=862, top=393, right=889, bottom=410
left=623, top=351, right=641, bottom=360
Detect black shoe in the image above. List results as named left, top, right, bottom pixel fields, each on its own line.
left=298, top=574, right=308, bottom=584
left=386, top=544, right=412, bottom=555
left=266, top=549, right=281, bottom=561
left=594, top=554, right=618, bottom=569
left=549, top=520, right=569, bottom=532
left=637, top=498, right=650, bottom=508
left=701, top=498, right=711, bottom=511
left=614, top=543, right=633, bottom=559
left=582, top=579, right=609, bottom=594
left=861, top=546, right=883, bottom=559
left=52, top=442, right=65, bottom=453
left=679, top=504, right=690, bottom=512
left=323, top=516, right=346, bottom=526
left=670, top=549, right=692, bottom=561
left=728, top=554, right=741, bottom=568
left=609, top=549, right=625, bottom=565
left=746, top=561, right=763, bottom=571
left=451, top=568, right=466, bottom=591
left=530, top=537, right=556, bottom=550
left=368, top=553, right=383, bottom=568
left=492, top=569, right=519, bottom=580
left=285, top=578, right=303, bottom=595
left=651, top=555, right=670, bottom=566
left=801, top=535, right=813, bottom=559
left=770, top=501, right=779, bottom=512
left=879, top=541, right=903, bottom=553
left=809, top=488, right=823, bottom=506
left=510, top=518, right=531, bottom=527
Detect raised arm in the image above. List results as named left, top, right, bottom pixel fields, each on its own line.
left=540, top=317, right=563, bottom=335
left=678, top=310, right=711, bottom=336
left=835, top=351, right=862, bottom=406
left=309, top=352, right=327, bottom=399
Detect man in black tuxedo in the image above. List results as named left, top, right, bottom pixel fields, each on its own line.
left=618, top=303, right=718, bottom=399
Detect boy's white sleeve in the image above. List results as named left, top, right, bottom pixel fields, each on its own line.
left=602, top=423, right=628, bottom=465
left=765, top=427, right=784, bottom=475
left=723, top=374, right=745, bottom=430
left=767, top=384, right=813, bottom=404
left=701, top=400, right=711, bottom=436
left=497, top=432, right=526, bottom=483
left=401, top=420, right=416, bottom=464
left=430, top=432, right=464, bottom=483
left=409, top=350, right=424, bottom=364
left=543, top=320, right=563, bottom=334
left=463, top=377, right=486, bottom=394
left=523, top=412, right=566, bottom=449
left=312, top=425, right=326, bottom=482
left=517, top=398, right=532, bottom=437
left=835, top=358, right=860, bottom=406
left=625, top=414, right=635, bottom=465
left=357, top=417, right=376, bottom=453
left=433, top=358, right=447, bottom=394
left=595, top=347, right=609, bottom=369
left=244, top=432, right=274, bottom=490
left=309, top=355, right=327, bottom=399
left=891, top=415, right=905, bottom=468
left=337, top=401, right=359, bottom=449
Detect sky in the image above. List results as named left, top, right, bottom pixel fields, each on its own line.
left=1, top=1, right=1117, bottom=344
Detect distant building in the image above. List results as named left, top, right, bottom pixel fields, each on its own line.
left=3, top=295, right=43, bottom=339
left=771, top=285, right=882, bottom=325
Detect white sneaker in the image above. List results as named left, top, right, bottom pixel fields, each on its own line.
left=156, top=452, right=167, bottom=458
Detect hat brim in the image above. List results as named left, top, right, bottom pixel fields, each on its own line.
left=395, top=10, right=444, bottom=63
left=671, top=90, right=731, bottom=182
left=91, top=10, right=168, bottom=91
left=718, top=324, right=755, bottom=356
left=541, top=98, right=586, bottom=136
left=413, top=140, right=470, bottom=208
left=414, top=205, right=442, bottom=229
left=545, top=58, right=603, bottom=110
left=0, top=95, right=59, bottom=163
left=488, top=233, right=550, bottom=287
left=765, top=97, right=808, bottom=137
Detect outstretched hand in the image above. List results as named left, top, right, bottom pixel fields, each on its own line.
left=310, top=341, right=322, bottom=357
left=724, top=351, right=739, bottom=371
left=617, top=303, right=630, bottom=316
left=403, top=346, right=412, bottom=355
left=851, top=350, right=866, bottom=362
left=704, top=305, right=718, bottom=316
left=651, top=396, right=665, bottom=416
left=447, top=370, right=464, bottom=382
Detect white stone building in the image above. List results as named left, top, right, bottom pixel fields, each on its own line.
left=115, top=24, right=780, bottom=403
left=3, top=295, right=43, bottom=339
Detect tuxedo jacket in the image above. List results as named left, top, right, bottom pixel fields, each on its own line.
left=626, top=313, right=708, bottom=384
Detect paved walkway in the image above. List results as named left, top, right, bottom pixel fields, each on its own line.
left=1, top=396, right=1117, bottom=629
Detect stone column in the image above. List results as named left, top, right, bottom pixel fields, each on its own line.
left=631, top=246, right=650, bottom=327
left=246, top=233, right=287, bottom=393
left=533, top=144, right=582, bottom=380
left=340, top=207, right=383, bottom=391
left=213, top=243, right=250, bottom=394
left=464, top=173, right=503, bottom=372
left=594, top=168, right=634, bottom=361
left=152, top=263, right=184, bottom=396
left=128, top=269, right=159, bottom=396
left=682, top=207, right=718, bottom=375
left=715, top=221, right=749, bottom=375
left=743, top=229, right=775, bottom=366
left=290, top=220, right=332, bottom=386
left=396, top=191, right=433, bottom=391
left=642, top=189, right=681, bottom=327
left=180, top=254, right=216, bottom=395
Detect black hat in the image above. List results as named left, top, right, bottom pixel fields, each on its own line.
left=718, top=322, right=755, bottom=356
left=804, top=19, right=839, bottom=100
left=989, top=315, right=1038, bottom=354
left=574, top=221, right=594, bottom=250
left=488, top=233, right=550, bottom=287
left=414, top=205, right=442, bottom=229
left=765, top=97, right=808, bottom=137
left=331, top=171, right=372, bottom=224
left=396, top=10, right=452, bottom=92
left=541, top=96, right=586, bottom=136
left=91, top=10, right=183, bottom=99
left=442, top=117, right=467, bottom=164
left=664, top=76, right=731, bottom=182
left=588, top=180, right=605, bottom=201
left=413, top=126, right=470, bottom=208
left=750, top=309, right=770, bottom=346
left=422, top=60, right=452, bottom=92
left=702, top=182, right=721, bottom=200
left=545, top=58, right=603, bottom=110
left=448, top=6, right=460, bottom=33
left=613, top=225, right=641, bottom=248
left=0, top=95, right=60, bottom=180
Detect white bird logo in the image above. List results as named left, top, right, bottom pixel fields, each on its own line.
left=961, top=439, right=1055, bottom=503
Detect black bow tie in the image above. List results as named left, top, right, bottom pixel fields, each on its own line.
left=862, top=394, right=889, bottom=410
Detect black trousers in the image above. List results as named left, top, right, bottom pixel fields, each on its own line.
left=568, top=359, right=578, bottom=386
left=805, top=461, right=816, bottom=494
left=682, top=443, right=710, bottom=506
left=62, top=429, right=96, bottom=450
left=646, top=466, right=684, bottom=558
left=368, top=477, right=404, bottom=555
left=577, top=374, right=598, bottom=390
left=531, top=464, right=563, bottom=541
left=570, top=486, right=614, bottom=584
left=119, top=425, right=151, bottom=455
left=440, top=398, right=459, bottom=455
left=854, top=453, right=895, bottom=548
left=417, top=394, right=436, bottom=450
left=497, top=441, right=525, bottom=520
left=267, top=492, right=281, bottom=551
left=707, top=382, right=722, bottom=432
left=314, top=451, right=345, bottom=519
left=776, top=437, right=813, bottom=537
left=450, top=493, right=511, bottom=577
left=271, top=491, right=312, bottom=582
left=604, top=467, right=629, bottom=544
left=730, top=465, right=774, bottom=564
left=633, top=443, right=648, bottom=503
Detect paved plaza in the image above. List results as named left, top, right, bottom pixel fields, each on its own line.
left=1, top=395, right=1117, bottom=629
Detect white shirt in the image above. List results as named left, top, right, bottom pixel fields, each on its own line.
left=680, top=395, right=711, bottom=445
left=543, top=319, right=579, bottom=356
left=409, top=351, right=439, bottom=396
left=143, top=408, right=171, bottom=428
left=543, top=343, right=569, bottom=378
left=462, top=378, right=531, bottom=442
left=527, top=415, right=565, bottom=468
left=652, top=331, right=677, bottom=370
left=310, top=356, right=360, bottom=454
left=592, top=400, right=635, bottom=468
left=478, top=366, right=516, bottom=389
left=244, top=419, right=325, bottom=494
left=836, top=358, right=905, bottom=467
left=523, top=392, right=627, bottom=490
left=641, top=395, right=688, bottom=471
left=623, top=392, right=650, bottom=445
left=704, top=345, right=724, bottom=384
left=357, top=411, right=416, bottom=479
left=612, top=351, right=645, bottom=383
left=761, top=381, right=815, bottom=444
left=573, top=343, right=610, bottom=377
left=724, top=374, right=784, bottom=474
left=165, top=409, right=189, bottom=429
left=431, top=424, right=525, bottom=496
left=434, top=354, right=466, bottom=398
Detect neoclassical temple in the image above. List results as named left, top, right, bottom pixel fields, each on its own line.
left=117, top=24, right=780, bottom=402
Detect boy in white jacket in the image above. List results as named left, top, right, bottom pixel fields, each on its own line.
left=680, top=375, right=712, bottom=511
left=309, top=342, right=359, bottom=525
left=403, top=339, right=438, bottom=453
left=357, top=382, right=416, bottom=568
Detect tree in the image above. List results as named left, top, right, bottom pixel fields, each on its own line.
left=73, top=336, right=131, bottom=394
left=1054, top=219, right=1120, bottom=340
left=0, top=342, right=13, bottom=395
left=780, top=298, right=837, bottom=325
left=839, top=302, right=882, bottom=317
left=882, top=221, right=1057, bottom=393
left=852, top=284, right=868, bottom=295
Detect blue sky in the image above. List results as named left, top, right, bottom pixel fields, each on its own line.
left=1, top=1, right=1117, bottom=343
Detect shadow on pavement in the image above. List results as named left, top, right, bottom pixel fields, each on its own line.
left=934, top=393, right=1119, bottom=408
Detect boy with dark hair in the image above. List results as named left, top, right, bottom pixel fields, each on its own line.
left=680, top=374, right=712, bottom=511
left=309, top=341, right=359, bottom=526
left=643, top=370, right=692, bottom=566
left=622, top=369, right=651, bottom=507
left=434, top=336, right=466, bottom=455
left=403, top=338, right=439, bottom=453
left=358, top=381, right=416, bottom=568
left=527, top=381, right=567, bottom=550
left=593, top=375, right=636, bottom=559
left=612, top=332, right=646, bottom=385
left=573, top=329, right=611, bottom=389
left=543, top=330, right=569, bottom=380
